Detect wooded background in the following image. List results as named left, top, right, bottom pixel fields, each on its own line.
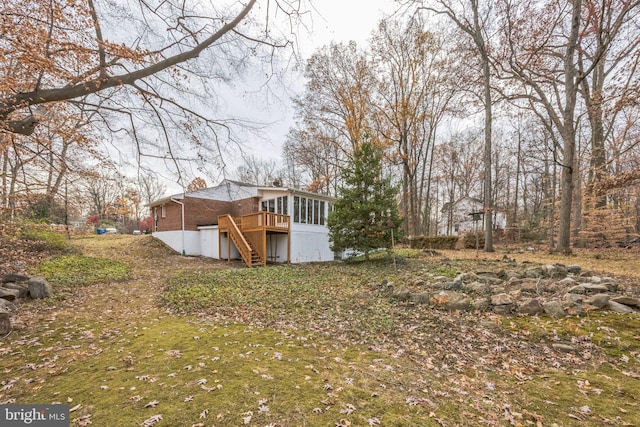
left=1, top=0, right=639, bottom=250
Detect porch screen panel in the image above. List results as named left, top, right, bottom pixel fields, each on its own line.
left=313, top=200, right=320, bottom=224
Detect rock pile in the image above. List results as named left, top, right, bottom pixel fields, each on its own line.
left=380, top=262, right=640, bottom=317
left=0, top=274, right=52, bottom=336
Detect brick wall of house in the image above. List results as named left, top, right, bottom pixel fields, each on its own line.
left=233, top=197, right=260, bottom=217
left=154, top=196, right=260, bottom=232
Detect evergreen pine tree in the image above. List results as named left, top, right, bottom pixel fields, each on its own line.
left=328, top=139, right=402, bottom=260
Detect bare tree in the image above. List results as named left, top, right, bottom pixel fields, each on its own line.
left=417, top=0, right=496, bottom=251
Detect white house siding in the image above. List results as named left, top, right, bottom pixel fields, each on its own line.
left=198, top=226, right=219, bottom=258
left=153, top=230, right=201, bottom=255
left=289, top=224, right=334, bottom=263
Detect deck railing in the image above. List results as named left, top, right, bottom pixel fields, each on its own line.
left=240, top=212, right=290, bottom=232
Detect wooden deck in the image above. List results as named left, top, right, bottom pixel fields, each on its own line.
left=218, top=212, right=290, bottom=267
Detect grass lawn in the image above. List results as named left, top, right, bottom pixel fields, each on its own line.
left=1, top=234, right=639, bottom=426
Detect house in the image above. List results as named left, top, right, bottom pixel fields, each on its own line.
left=147, top=180, right=335, bottom=266
left=439, top=196, right=507, bottom=236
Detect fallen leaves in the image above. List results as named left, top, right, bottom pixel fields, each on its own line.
left=141, top=414, right=162, bottom=426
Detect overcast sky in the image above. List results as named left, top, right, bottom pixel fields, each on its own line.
left=143, top=1, right=403, bottom=193
left=241, top=0, right=401, bottom=168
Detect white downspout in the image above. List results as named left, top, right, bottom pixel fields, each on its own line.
left=171, top=197, right=186, bottom=255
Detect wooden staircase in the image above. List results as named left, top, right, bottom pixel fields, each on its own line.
left=218, top=212, right=289, bottom=268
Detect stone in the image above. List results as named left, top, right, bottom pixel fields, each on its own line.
left=463, top=281, right=490, bottom=294
left=567, top=265, right=581, bottom=275
left=582, top=283, right=610, bottom=293
left=28, top=277, right=52, bottom=299
left=568, top=285, right=586, bottom=294
left=445, top=280, right=462, bottom=291
left=524, top=266, right=544, bottom=278
left=0, top=298, right=16, bottom=313
left=505, top=270, right=521, bottom=280
left=472, top=298, right=490, bottom=311
left=432, top=276, right=449, bottom=283
left=431, top=291, right=470, bottom=312
left=558, top=277, right=578, bottom=287
left=552, top=343, right=575, bottom=353
left=579, top=270, right=594, bottom=278
left=0, top=309, right=11, bottom=336
left=606, top=300, right=635, bottom=314
left=565, top=303, right=587, bottom=316
left=491, top=293, right=513, bottom=306
left=476, top=272, right=503, bottom=285
left=391, top=286, right=412, bottom=302
left=459, top=272, right=477, bottom=283
left=600, top=278, right=618, bottom=292
left=587, top=293, right=610, bottom=309
left=518, top=298, right=544, bottom=315
left=0, top=287, right=20, bottom=301
left=544, top=264, right=568, bottom=279
left=410, top=292, right=431, bottom=304
left=520, top=279, right=543, bottom=294
left=569, top=283, right=609, bottom=294
left=0, top=273, right=29, bottom=283
left=611, top=296, right=640, bottom=308
left=543, top=301, right=566, bottom=318
left=493, top=304, right=514, bottom=315
left=2, top=282, right=29, bottom=298
left=563, top=293, right=583, bottom=305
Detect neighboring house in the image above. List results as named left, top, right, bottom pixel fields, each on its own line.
left=147, top=180, right=335, bottom=266
left=439, top=196, right=507, bottom=236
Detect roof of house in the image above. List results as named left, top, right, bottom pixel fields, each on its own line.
left=147, top=179, right=334, bottom=207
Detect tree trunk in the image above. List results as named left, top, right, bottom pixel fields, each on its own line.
left=555, top=0, right=582, bottom=254
left=482, top=52, right=494, bottom=252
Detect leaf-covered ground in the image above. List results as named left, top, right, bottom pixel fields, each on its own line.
left=1, top=234, right=639, bottom=426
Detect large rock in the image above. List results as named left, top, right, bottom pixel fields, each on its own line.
left=558, top=277, right=578, bottom=287
left=543, top=301, right=566, bottom=318
left=518, top=298, right=544, bottom=315
left=28, top=277, right=52, bottom=299
left=491, top=293, right=513, bottom=306
left=600, top=278, right=618, bottom=292
left=569, top=283, right=609, bottom=294
left=606, top=300, right=635, bottom=314
left=463, top=281, right=490, bottom=294
left=524, top=266, right=544, bottom=279
left=0, top=287, right=20, bottom=301
left=410, top=292, right=431, bottom=304
left=586, top=293, right=610, bottom=309
left=0, top=298, right=17, bottom=313
left=0, top=274, right=29, bottom=283
left=2, top=282, right=29, bottom=298
left=611, top=296, right=640, bottom=308
left=544, top=264, right=568, bottom=279
left=431, top=291, right=470, bottom=311
left=0, top=309, right=11, bottom=336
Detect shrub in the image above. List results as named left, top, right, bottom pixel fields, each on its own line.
left=462, top=231, right=485, bottom=249
left=409, top=235, right=458, bottom=250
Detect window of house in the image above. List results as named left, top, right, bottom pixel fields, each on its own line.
left=313, top=200, right=320, bottom=224
left=293, top=196, right=300, bottom=222
left=300, top=197, right=307, bottom=223
left=276, top=196, right=288, bottom=215
left=292, top=196, right=328, bottom=225
left=161, top=205, right=166, bottom=218
left=319, top=201, right=326, bottom=225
